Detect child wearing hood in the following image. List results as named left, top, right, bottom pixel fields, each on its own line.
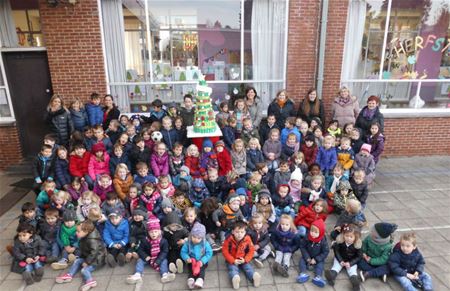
left=289, top=167, right=303, bottom=207
left=199, top=139, right=219, bottom=175
left=173, top=166, right=192, bottom=192
left=351, top=128, right=364, bottom=154
left=180, top=223, right=213, bottom=289
left=162, top=212, right=190, bottom=274
left=251, top=188, right=276, bottom=227
left=93, top=174, right=113, bottom=202
left=189, top=178, right=210, bottom=208
left=359, top=222, right=397, bottom=283
left=212, top=195, right=245, bottom=244
left=88, top=142, right=110, bottom=182
left=272, top=184, right=295, bottom=218
left=215, top=140, right=232, bottom=177
left=297, top=219, right=329, bottom=287
left=353, top=143, right=376, bottom=185
left=126, top=217, right=176, bottom=284
left=246, top=172, right=264, bottom=203
left=247, top=213, right=272, bottom=268
left=333, top=180, right=357, bottom=214
left=294, top=199, right=328, bottom=238
left=350, top=170, right=369, bottom=208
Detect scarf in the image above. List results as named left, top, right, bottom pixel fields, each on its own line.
left=277, top=98, right=287, bottom=108
left=336, top=96, right=351, bottom=106
left=223, top=204, right=238, bottom=221
left=81, top=203, right=95, bottom=219
left=130, top=197, right=139, bottom=213
left=309, top=189, right=322, bottom=202
left=148, top=237, right=161, bottom=270
left=362, top=107, right=376, bottom=120
left=140, top=192, right=161, bottom=212
left=329, top=176, right=341, bottom=194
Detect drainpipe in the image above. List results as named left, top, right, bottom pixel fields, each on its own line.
left=316, top=0, right=329, bottom=99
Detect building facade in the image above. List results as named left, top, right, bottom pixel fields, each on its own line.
left=0, top=0, right=449, bottom=169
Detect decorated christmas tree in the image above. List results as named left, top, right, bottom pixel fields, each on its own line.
left=193, top=78, right=218, bottom=133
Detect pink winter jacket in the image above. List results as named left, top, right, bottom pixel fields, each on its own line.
left=150, top=152, right=169, bottom=177
left=331, top=96, right=360, bottom=127
left=88, top=152, right=110, bottom=181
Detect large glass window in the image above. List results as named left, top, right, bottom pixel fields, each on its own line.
left=342, top=0, right=450, bottom=110
left=107, top=0, right=288, bottom=112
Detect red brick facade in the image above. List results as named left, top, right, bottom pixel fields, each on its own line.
left=0, top=125, right=23, bottom=170
left=38, top=0, right=107, bottom=102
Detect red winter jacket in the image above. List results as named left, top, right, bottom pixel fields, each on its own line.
left=69, top=152, right=91, bottom=177
left=185, top=156, right=201, bottom=178
left=300, top=144, right=318, bottom=166
left=216, top=149, right=232, bottom=176
left=294, top=204, right=328, bottom=229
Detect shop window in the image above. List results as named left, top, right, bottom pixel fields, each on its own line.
left=342, top=0, right=450, bottom=110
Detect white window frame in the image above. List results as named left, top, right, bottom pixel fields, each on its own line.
left=0, top=49, right=16, bottom=123
left=341, top=0, right=450, bottom=116
left=105, top=0, right=290, bottom=104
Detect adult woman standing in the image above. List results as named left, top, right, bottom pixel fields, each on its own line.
left=245, top=87, right=263, bottom=128
left=355, top=95, right=384, bottom=138
left=297, top=88, right=325, bottom=125
left=44, top=95, right=74, bottom=146
left=267, top=89, right=296, bottom=129
left=331, top=86, right=360, bottom=128
left=102, top=94, right=120, bottom=130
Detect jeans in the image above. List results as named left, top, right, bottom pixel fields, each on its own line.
left=135, top=258, right=169, bottom=276
left=358, top=260, right=389, bottom=277
left=45, top=241, right=60, bottom=258
left=61, top=248, right=81, bottom=259
left=331, top=258, right=357, bottom=277
left=394, top=272, right=433, bottom=291
left=299, top=257, right=324, bottom=276
left=227, top=262, right=254, bottom=281
left=275, top=251, right=292, bottom=267
left=68, top=258, right=96, bottom=282
left=25, top=261, right=44, bottom=272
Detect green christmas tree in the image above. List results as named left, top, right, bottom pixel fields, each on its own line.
left=193, top=78, right=218, bottom=134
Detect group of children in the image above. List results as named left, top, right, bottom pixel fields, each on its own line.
left=9, top=94, right=432, bottom=291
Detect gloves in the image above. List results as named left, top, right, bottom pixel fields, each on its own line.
left=283, top=206, right=291, bottom=213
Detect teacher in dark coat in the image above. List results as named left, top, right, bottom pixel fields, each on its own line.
left=102, top=94, right=120, bottom=130
left=267, top=89, right=296, bottom=129
left=44, top=94, right=74, bottom=146
left=355, top=95, right=384, bottom=139
left=297, top=88, right=325, bottom=125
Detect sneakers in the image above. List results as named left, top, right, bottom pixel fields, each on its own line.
left=253, top=272, right=261, bottom=287
left=106, top=254, right=117, bottom=268
left=325, top=270, right=337, bottom=286
left=34, top=267, right=44, bottom=282
left=312, top=276, right=326, bottom=288
left=47, top=256, right=58, bottom=264
left=194, top=278, right=204, bottom=288
left=56, top=273, right=73, bottom=283
left=161, top=272, right=176, bottom=283
left=67, top=253, right=77, bottom=263
left=296, top=273, right=310, bottom=284
left=169, top=262, right=177, bottom=273
left=279, top=264, right=289, bottom=278
left=382, top=274, right=387, bottom=283
left=187, top=278, right=195, bottom=289
left=80, top=279, right=97, bottom=291
left=231, top=274, right=240, bottom=290
left=22, top=271, right=34, bottom=285
left=176, top=258, right=184, bottom=273
left=52, top=258, right=68, bottom=270
left=126, top=273, right=142, bottom=284
left=350, top=275, right=361, bottom=291
left=253, top=258, right=264, bottom=268
left=117, top=253, right=125, bottom=266
left=359, top=270, right=366, bottom=282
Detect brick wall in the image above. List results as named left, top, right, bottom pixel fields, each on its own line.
left=39, top=0, right=107, bottom=103
left=0, top=125, right=23, bottom=170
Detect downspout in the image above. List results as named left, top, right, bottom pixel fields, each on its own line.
left=316, top=0, right=329, bottom=99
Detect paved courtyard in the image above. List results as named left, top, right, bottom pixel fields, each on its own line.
left=0, top=156, right=450, bottom=291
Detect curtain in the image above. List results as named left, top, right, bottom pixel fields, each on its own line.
left=341, top=0, right=366, bottom=93
left=251, top=0, right=286, bottom=110
left=101, top=0, right=130, bottom=112
left=125, top=31, right=144, bottom=76
left=0, top=0, right=18, bottom=47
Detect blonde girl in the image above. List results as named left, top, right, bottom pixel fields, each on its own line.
left=231, top=139, right=247, bottom=176
left=69, top=98, right=88, bottom=132
left=76, top=190, right=101, bottom=221
left=248, top=213, right=272, bottom=267
left=113, top=163, right=133, bottom=201
left=51, top=190, right=72, bottom=216
left=185, top=144, right=201, bottom=178
left=232, top=98, right=250, bottom=133
left=270, top=214, right=297, bottom=277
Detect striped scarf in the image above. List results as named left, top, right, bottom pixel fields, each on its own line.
left=140, top=192, right=161, bottom=212
left=148, top=237, right=161, bottom=270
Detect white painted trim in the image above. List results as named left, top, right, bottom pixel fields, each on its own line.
left=380, top=108, right=450, bottom=118
left=371, top=188, right=450, bottom=195
left=0, top=47, right=47, bottom=52
left=97, top=0, right=110, bottom=94
left=240, top=0, right=244, bottom=82
left=283, top=0, right=289, bottom=89
left=343, top=79, right=450, bottom=83
left=0, top=52, right=16, bottom=122
left=144, top=0, right=153, bottom=84
left=378, top=0, right=392, bottom=79
left=109, top=80, right=284, bottom=86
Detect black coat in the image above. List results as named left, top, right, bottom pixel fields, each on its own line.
left=129, top=220, right=147, bottom=246
left=355, top=106, right=384, bottom=138
left=11, top=235, right=46, bottom=273
left=267, top=99, right=296, bottom=129
left=79, top=229, right=106, bottom=268
left=129, top=145, right=151, bottom=173
left=299, top=236, right=329, bottom=262
left=247, top=227, right=270, bottom=249
left=388, top=243, right=425, bottom=276
left=137, top=237, right=169, bottom=266
left=205, top=177, right=226, bottom=201
left=38, top=220, right=60, bottom=244
left=45, top=108, right=74, bottom=145
left=103, top=106, right=120, bottom=130
left=258, top=121, right=279, bottom=143
left=54, top=158, right=71, bottom=188
left=297, top=99, right=325, bottom=125
left=333, top=240, right=362, bottom=266
left=350, top=178, right=369, bottom=205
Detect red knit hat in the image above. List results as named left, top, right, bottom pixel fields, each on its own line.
left=91, top=142, right=106, bottom=153
left=308, top=219, right=326, bottom=243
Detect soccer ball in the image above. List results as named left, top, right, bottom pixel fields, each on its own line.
left=151, top=131, right=163, bottom=142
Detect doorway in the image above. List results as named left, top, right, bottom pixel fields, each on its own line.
left=3, top=51, right=53, bottom=157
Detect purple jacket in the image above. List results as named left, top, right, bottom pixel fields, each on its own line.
left=367, top=134, right=385, bottom=164
left=150, top=152, right=169, bottom=177
left=316, top=147, right=337, bottom=173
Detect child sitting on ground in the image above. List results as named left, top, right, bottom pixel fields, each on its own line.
left=247, top=213, right=272, bottom=268
left=38, top=208, right=61, bottom=263
left=157, top=175, right=175, bottom=198
left=251, top=188, right=276, bottom=228
left=294, top=199, right=328, bottom=238
left=101, top=191, right=126, bottom=218
left=51, top=210, right=79, bottom=270
left=271, top=214, right=297, bottom=278
left=213, top=195, right=245, bottom=244
left=272, top=184, right=295, bottom=218
left=350, top=170, right=369, bottom=208
left=333, top=180, right=357, bottom=214
left=180, top=223, right=213, bottom=289
left=76, top=191, right=101, bottom=222
left=126, top=208, right=148, bottom=262
left=330, top=199, right=366, bottom=240
left=222, top=221, right=261, bottom=289
left=163, top=212, right=189, bottom=274
left=103, top=211, right=129, bottom=267
left=198, top=198, right=221, bottom=252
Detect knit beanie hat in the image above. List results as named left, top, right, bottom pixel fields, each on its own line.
left=372, top=222, right=397, bottom=245
left=360, top=143, right=372, bottom=153
left=63, top=209, right=77, bottom=222
left=160, top=197, right=173, bottom=209
left=202, top=138, right=213, bottom=149
left=337, top=180, right=352, bottom=191
left=147, top=216, right=160, bottom=231
left=227, top=194, right=240, bottom=205
left=92, top=142, right=106, bottom=153
left=290, top=167, right=303, bottom=182
left=235, top=188, right=247, bottom=197
left=215, top=140, right=225, bottom=148
left=190, top=222, right=206, bottom=239
left=132, top=208, right=148, bottom=219
left=180, top=166, right=190, bottom=175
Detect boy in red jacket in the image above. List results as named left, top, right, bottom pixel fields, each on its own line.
left=222, top=221, right=261, bottom=289
left=215, top=140, right=232, bottom=177
left=69, top=143, right=93, bottom=187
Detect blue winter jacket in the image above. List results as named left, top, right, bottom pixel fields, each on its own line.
left=246, top=149, right=265, bottom=172
left=180, top=238, right=213, bottom=265
left=299, top=236, right=329, bottom=262
left=85, top=102, right=103, bottom=126
left=70, top=108, right=89, bottom=131
left=281, top=127, right=301, bottom=145
left=103, top=218, right=129, bottom=248
left=161, top=128, right=178, bottom=151
left=54, top=158, right=71, bottom=188
left=271, top=227, right=298, bottom=253
left=222, top=126, right=236, bottom=150
left=388, top=243, right=425, bottom=276
left=316, top=147, right=337, bottom=173
left=109, top=153, right=131, bottom=175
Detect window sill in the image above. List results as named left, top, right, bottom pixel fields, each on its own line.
left=0, top=119, right=16, bottom=127
left=380, top=108, right=450, bottom=118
